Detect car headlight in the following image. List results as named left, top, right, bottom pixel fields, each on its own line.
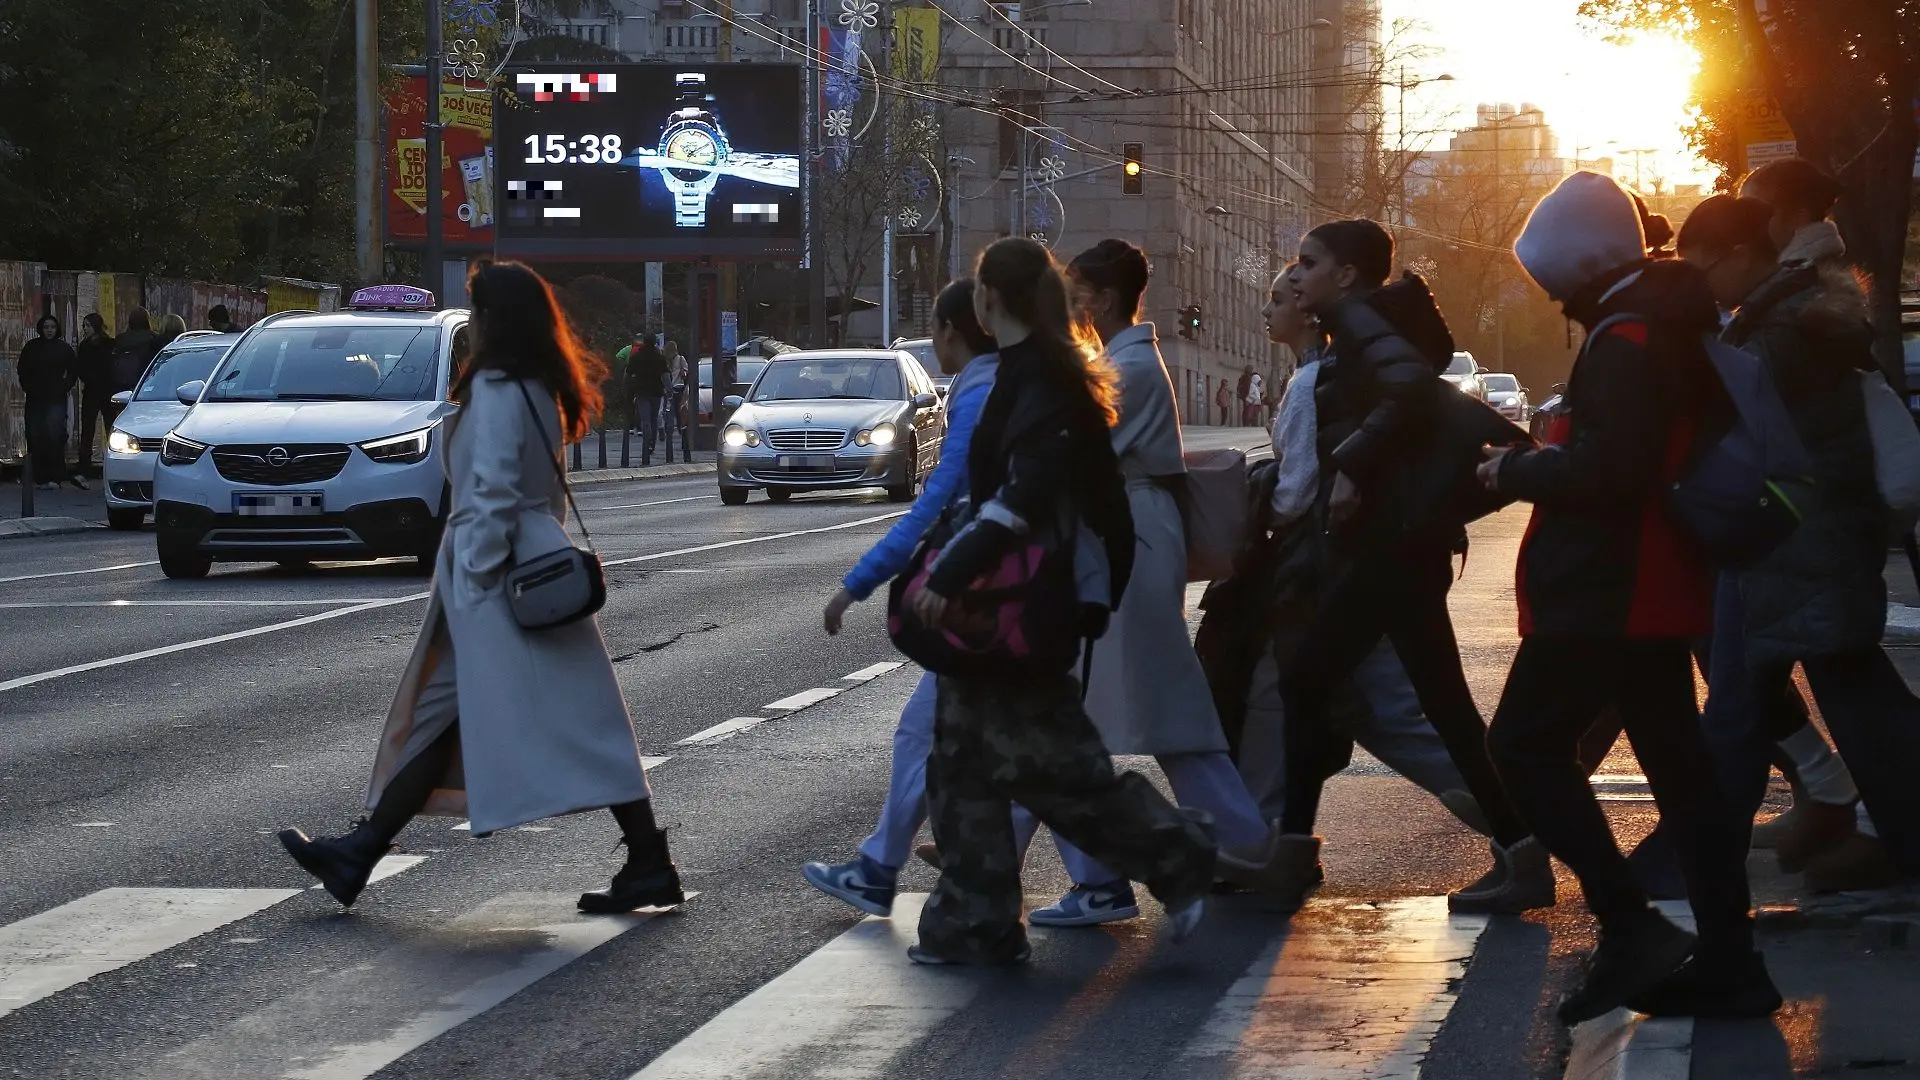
left=159, top=433, right=207, bottom=466
left=723, top=425, right=760, bottom=448
left=856, top=422, right=896, bottom=448
left=359, top=426, right=434, bottom=465
left=107, top=429, right=140, bottom=455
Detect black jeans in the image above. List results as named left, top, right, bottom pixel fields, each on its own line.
left=23, top=398, right=67, bottom=485
left=76, top=394, right=112, bottom=476
left=634, top=395, right=663, bottom=460
left=1489, top=636, right=1754, bottom=957
left=1278, top=550, right=1530, bottom=845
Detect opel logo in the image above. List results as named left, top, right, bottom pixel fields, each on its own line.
left=265, top=447, right=291, bottom=467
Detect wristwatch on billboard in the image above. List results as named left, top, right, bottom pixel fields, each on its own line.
left=658, top=73, right=731, bottom=229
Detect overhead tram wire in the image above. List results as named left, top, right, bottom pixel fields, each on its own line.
left=974, top=5, right=1137, bottom=100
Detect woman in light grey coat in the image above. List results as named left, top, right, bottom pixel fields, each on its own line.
left=1005, top=240, right=1277, bottom=929
left=280, top=261, right=682, bottom=915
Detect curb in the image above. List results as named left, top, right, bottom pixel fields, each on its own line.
left=0, top=516, right=103, bottom=540
left=567, top=462, right=715, bottom=485
left=1564, top=1012, right=1692, bottom=1080
left=1887, top=602, right=1920, bottom=645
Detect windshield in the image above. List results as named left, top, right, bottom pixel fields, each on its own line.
left=206, top=325, right=441, bottom=402
left=135, top=344, right=229, bottom=402
left=899, top=341, right=940, bottom=382
left=699, top=360, right=768, bottom=389
left=750, top=358, right=904, bottom=403
left=1483, top=374, right=1520, bottom=393
left=1445, top=353, right=1476, bottom=377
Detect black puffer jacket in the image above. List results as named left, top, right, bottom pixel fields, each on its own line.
left=1728, top=261, right=1886, bottom=663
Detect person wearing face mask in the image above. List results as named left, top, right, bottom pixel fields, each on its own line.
left=1678, top=195, right=1920, bottom=893
left=1269, top=220, right=1545, bottom=915
left=1485, top=171, right=1773, bottom=1023
left=18, top=315, right=80, bottom=490
left=902, top=238, right=1215, bottom=966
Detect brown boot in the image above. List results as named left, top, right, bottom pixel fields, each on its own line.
left=1776, top=799, right=1858, bottom=873
left=1803, top=832, right=1902, bottom=893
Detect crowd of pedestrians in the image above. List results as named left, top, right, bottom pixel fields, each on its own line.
left=238, top=153, right=1916, bottom=1030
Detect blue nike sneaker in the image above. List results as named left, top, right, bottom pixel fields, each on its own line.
left=803, top=853, right=899, bottom=917
left=1027, top=880, right=1140, bottom=927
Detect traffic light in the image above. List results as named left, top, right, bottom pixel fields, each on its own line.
left=1176, top=303, right=1203, bottom=340
left=1122, top=143, right=1143, bottom=196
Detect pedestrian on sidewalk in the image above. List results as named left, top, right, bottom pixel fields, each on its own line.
left=74, top=313, right=115, bottom=477
left=1215, top=378, right=1232, bottom=426
left=279, top=260, right=685, bottom=916
left=901, top=238, right=1215, bottom=966
left=109, top=309, right=161, bottom=420
left=1678, top=194, right=1920, bottom=891
left=804, top=277, right=1000, bottom=917
left=206, top=304, right=237, bottom=334
left=18, top=314, right=80, bottom=490
left=1487, top=170, right=1778, bottom=1022
left=157, top=312, right=187, bottom=349
left=619, top=333, right=668, bottom=465
left=1270, top=219, right=1547, bottom=916
left=1242, top=370, right=1264, bottom=427
left=998, top=239, right=1279, bottom=927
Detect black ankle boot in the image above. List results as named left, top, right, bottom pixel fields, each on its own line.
left=579, top=801, right=686, bottom=914
left=279, top=821, right=390, bottom=908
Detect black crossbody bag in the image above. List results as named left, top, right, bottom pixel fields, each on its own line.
left=503, top=380, right=606, bottom=630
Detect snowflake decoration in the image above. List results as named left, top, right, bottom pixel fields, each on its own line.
left=446, top=0, right=498, bottom=32
left=822, top=109, right=853, bottom=139
left=1407, top=255, right=1440, bottom=283
left=837, top=0, right=880, bottom=31
left=445, top=39, right=487, bottom=80
left=902, top=168, right=934, bottom=202
left=896, top=207, right=923, bottom=230
left=1028, top=231, right=1052, bottom=245
left=1234, top=249, right=1270, bottom=287
left=1037, top=156, right=1066, bottom=184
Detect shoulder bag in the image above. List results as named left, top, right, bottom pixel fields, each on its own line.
left=504, top=380, right=606, bottom=630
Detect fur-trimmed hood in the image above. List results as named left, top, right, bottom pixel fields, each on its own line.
left=1728, top=259, right=1875, bottom=366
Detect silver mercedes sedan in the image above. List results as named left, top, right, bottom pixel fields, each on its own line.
left=717, top=349, right=946, bottom=505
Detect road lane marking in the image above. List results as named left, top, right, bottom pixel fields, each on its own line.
left=1178, top=897, right=1488, bottom=1075
left=0, top=887, right=301, bottom=1019
left=629, top=894, right=982, bottom=1080
left=307, top=855, right=425, bottom=892
left=0, top=560, right=160, bottom=585
left=0, top=595, right=428, bottom=694
left=141, top=892, right=689, bottom=1080
left=0, top=512, right=906, bottom=694
left=677, top=717, right=767, bottom=745
left=842, top=662, right=904, bottom=683
left=0, top=598, right=417, bottom=609
left=764, top=687, right=843, bottom=711
left=588, top=495, right=718, bottom=511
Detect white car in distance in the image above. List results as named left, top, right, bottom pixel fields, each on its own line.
left=1482, top=372, right=1530, bottom=422
left=102, top=330, right=240, bottom=531
left=1442, top=351, right=1488, bottom=402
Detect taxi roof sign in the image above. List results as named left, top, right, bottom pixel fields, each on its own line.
left=348, top=284, right=436, bottom=311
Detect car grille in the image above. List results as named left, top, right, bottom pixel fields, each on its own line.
left=135, top=436, right=165, bottom=453
left=746, top=467, right=868, bottom=485
left=109, top=481, right=154, bottom=502
left=212, top=444, right=351, bottom=485
left=765, top=428, right=848, bottom=452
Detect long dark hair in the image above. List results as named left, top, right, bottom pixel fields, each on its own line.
left=456, top=260, right=606, bottom=443
left=1305, top=219, right=1394, bottom=288
left=933, top=277, right=996, bottom=356
left=975, top=237, right=1118, bottom=426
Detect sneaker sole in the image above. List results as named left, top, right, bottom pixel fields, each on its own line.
left=1027, top=904, right=1140, bottom=928
left=802, top=865, right=894, bottom=918
left=1446, top=884, right=1557, bottom=915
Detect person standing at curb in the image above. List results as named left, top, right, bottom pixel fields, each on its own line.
left=278, top=261, right=686, bottom=916
left=19, top=315, right=79, bottom=491
left=74, top=314, right=115, bottom=477
left=1488, top=171, right=1778, bottom=1023
left=620, top=333, right=669, bottom=466
left=804, top=277, right=999, bottom=917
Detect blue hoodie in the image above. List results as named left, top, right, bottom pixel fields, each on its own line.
left=841, top=352, right=1000, bottom=600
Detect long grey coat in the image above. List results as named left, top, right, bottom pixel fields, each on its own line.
left=1081, top=322, right=1229, bottom=756
left=367, top=370, right=652, bottom=836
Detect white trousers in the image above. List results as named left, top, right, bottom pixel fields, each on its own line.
left=858, top=671, right=939, bottom=869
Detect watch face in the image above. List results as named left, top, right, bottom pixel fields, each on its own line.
left=661, top=120, right=723, bottom=184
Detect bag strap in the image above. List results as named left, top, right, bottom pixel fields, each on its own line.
left=514, top=378, right=595, bottom=553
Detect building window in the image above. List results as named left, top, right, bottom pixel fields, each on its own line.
left=568, top=22, right=608, bottom=46
left=663, top=24, right=720, bottom=50
left=991, top=25, right=1046, bottom=52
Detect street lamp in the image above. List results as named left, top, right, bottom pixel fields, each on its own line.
left=1391, top=69, right=1454, bottom=228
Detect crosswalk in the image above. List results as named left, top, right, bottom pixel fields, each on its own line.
left=0, top=870, right=1499, bottom=1080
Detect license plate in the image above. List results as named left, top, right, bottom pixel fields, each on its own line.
left=232, top=491, right=324, bottom=516
left=777, top=454, right=835, bottom=470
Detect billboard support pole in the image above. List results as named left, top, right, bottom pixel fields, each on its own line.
left=424, top=0, right=444, bottom=296
left=806, top=1, right=827, bottom=348
left=354, top=0, right=380, bottom=286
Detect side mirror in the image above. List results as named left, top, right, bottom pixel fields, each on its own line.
left=721, top=394, right=745, bottom=411
left=175, top=380, right=206, bottom=406
left=110, top=390, right=133, bottom=407
left=936, top=385, right=950, bottom=399
left=912, top=392, right=938, bottom=410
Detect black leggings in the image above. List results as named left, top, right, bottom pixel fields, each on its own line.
left=1278, top=551, right=1529, bottom=846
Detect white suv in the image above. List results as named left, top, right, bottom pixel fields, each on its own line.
left=1442, top=351, right=1488, bottom=401
left=102, top=330, right=239, bottom=531
left=150, top=286, right=466, bottom=579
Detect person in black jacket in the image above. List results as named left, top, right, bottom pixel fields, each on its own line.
left=110, top=308, right=162, bottom=403
left=18, top=315, right=80, bottom=489
left=1488, top=171, right=1774, bottom=1022
left=74, top=313, right=115, bottom=475
left=904, top=238, right=1215, bottom=967
left=1270, top=219, right=1545, bottom=915
left=1679, top=195, right=1920, bottom=892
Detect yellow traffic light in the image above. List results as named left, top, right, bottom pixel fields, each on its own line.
left=1122, top=142, right=1143, bottom=195
left=1124, top=161, right=1141, bottom=177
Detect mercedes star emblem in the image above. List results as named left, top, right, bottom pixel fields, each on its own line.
left=803, top=413, right=812, bottom=424
left=265, top=447, right=291, bottom=467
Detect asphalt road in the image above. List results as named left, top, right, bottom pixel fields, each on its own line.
left=0, top=431, right=1675, bottom=1080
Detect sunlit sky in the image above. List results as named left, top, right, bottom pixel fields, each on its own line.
left=1380, top=0, right=1715, bottom=189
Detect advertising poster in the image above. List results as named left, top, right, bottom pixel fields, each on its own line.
left=386, top=75, right=496, bottom=248
left=494, top=64, right=804, bottom=259
left=1736, top=90, right=1796, bottom=174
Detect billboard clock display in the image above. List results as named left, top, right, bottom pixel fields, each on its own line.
left=494, top=64, right=804, bottom=259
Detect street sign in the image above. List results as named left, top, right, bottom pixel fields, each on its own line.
left=1736, top=90, right=1796, bottom=174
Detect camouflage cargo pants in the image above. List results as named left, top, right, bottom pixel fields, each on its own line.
left=917, top=673, right=1217, bottom=964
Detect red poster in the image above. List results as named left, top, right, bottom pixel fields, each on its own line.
left=385, top=75, right=495, bottom=248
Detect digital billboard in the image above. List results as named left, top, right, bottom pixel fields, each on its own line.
left=494, top=64, right=804, bottom=259
left=385, top=74, right=495, bottom=249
